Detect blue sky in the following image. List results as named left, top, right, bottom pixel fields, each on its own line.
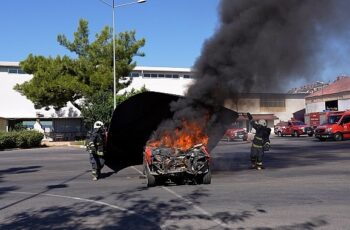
left=0, top=0, right=220, bottom=68
left=1, top=0, right=350, bottom=86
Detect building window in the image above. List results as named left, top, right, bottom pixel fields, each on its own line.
left=183, top=74, right=192, bottom=78
left=8, top=68, right=19, bottom=74
left=165, top=74, right=172, bottom=78
left=130, top=72, right=140, bottom=77
left=173, top=74, right=179, bottom=78
left=158, top=74, right=165, bottom=78
left=151, top=73, right=158, bottom=78
left=325, top=100, right=338, bottom=111
left=143, top=73, right=150, bottom=78
left=0, top=67, right=26, bottom=74
left=260, top=98, right=286, bottom=112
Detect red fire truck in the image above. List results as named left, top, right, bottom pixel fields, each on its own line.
left=305, top=111, right=344, bottom=129
left=314, top=110, right=350, bottom=141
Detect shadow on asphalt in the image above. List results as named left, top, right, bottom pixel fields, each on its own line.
left=99, top=171, right=116, bottom=179
left=0, top=166, right=42, bottom=184
left=0, top=185, right=329, bottom=230
left=0, top=169, right=90, bottom=212
left=0, top=166, right=41, bottom=175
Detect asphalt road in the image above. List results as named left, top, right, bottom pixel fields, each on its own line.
left=0, top=136, right=349, bottom=230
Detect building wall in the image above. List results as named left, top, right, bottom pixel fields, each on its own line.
left=306, top=92, right=350, bottom=113
left=0, top=72, right=80, bottom=118
left=274, top=98, right=306, bottom=122
left=305, top=101, right=324, bottom=113
left=123, top=77, right=193, bottom=96
left=338, top=98, right=350, bottom=111
left=226, top=94, right=307, bottom=125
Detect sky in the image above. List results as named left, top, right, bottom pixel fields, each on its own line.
left=1, top=0, right=350, bottom=87
left=0, top=0, right=220, bottom=68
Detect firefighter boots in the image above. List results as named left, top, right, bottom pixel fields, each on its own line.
left=256, top=162, right=264, bottom=170
left=92, top=170, right=98, bottom=181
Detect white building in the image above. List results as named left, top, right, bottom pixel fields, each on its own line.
left=0, top=61, right=83, bottom=140
left=305, top=76, right=350, bottom=113
left=0, top=61, right=308, bottom=136
left=127, top=66, right=308, bottom=128
left=124, top=66, right=194, bottom=95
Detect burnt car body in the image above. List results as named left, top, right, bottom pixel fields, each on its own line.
left=143, top=144, right=211, bottom=186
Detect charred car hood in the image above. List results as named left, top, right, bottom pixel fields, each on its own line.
left=105, top=91, right=237, bottom=172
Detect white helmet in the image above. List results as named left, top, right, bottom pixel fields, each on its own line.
left=258, top=119, right=267, bottom=127
left=93, top=121, right=104, bottom=129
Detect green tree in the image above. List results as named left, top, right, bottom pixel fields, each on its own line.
left=81, top=86, right=147, bottom=128
left=14, top=19, right=145, bottom=113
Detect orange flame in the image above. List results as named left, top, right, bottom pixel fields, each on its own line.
left=148, top=120, right=208, bottom=151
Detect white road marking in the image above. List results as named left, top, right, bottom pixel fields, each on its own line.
left=131, top=166, right=231, bottom=229
left=131, top=166, right=144, bottom=175
left=9, top=191, right=162, bottom=228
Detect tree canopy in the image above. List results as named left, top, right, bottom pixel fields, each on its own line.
left=15, top=19, right=146, bottom=113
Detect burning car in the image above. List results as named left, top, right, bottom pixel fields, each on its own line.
left=104, top=92, right=237, bottom=186
left=143, top=144, right=211, bottom=186
left=143, top=120, right=212, bottom=187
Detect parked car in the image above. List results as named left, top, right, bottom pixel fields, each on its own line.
left=274, top=120, right=314, bottom=137
left=314, top=110, right=350, bottom=141
left=274, top=121, right=288, bottom=136
left=223, top=126, right=248, bottom=141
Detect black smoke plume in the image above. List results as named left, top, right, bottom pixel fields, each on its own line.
left=187, top=0, right=350, bottom=105
left=152, top=0, right=350, bottom=145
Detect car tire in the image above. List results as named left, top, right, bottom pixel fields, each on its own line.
left=319, top=138, right=326, bottom=142
left=277, top=131, right=282, bottom=137
left=308, top=133, right=313, bottom=137
left=334, top=132, right=343, bottom=141
left=202, top=168, right=212, bottom=184
left=293, top=131, right=299, bottom=137
left=144, top=163, right=157, bottom=187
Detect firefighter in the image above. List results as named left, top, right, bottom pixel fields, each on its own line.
left=247, top=113, right=271, bottom=170
left=86, top=121, right=107, bottom=180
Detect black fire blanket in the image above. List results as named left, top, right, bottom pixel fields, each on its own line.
left=105, top=91, right=238, bottom=172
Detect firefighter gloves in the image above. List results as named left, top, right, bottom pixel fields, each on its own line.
left=247, top=112, right=253, bottom=120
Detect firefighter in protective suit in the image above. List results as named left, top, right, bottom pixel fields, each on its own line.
left=86, top=121, right=106, bottom=180
left=247, top=113, right=271, bottom=170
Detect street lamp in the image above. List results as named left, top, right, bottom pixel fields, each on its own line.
left=99, top=0, right=147, bottom=110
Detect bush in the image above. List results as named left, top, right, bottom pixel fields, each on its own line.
left=0, top=130, right=44, bottom=150
left=0, top=132, right=17, bottom=149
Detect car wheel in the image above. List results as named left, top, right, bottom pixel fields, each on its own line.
left=293, top=131, right=299, bottom=137
left=144, top=163, right=157, bottom=187
left=308, top=133, right=313, bottom=137
left=202, top=168, right=212, bottom=184
left=318, top=138, right=326, bottom=142
left=334, top=132, right=343, bottom=141
left=277, top=131, right=282, bottom=137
